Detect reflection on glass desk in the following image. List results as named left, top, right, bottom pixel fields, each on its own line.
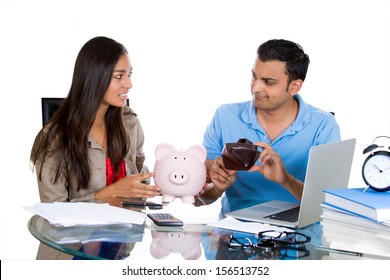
left=28, top=214, right=390, bottom=260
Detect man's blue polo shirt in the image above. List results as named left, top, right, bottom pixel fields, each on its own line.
left=203, top=94, right=341, bottom=213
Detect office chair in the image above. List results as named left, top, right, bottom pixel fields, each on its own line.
left=41, top=98, right=130, bottom=126
left=41, top=97, right=64, bottom=127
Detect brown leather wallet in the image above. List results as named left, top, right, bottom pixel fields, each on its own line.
left=222, top=139, right=260, bottom=170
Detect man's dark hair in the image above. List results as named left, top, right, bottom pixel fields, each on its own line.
left=257, top=39, right=310, bottom=82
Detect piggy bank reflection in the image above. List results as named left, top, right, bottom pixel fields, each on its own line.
left=153, top=143, right=207, bottom=204
left=150, top=230, right=202, bottom=260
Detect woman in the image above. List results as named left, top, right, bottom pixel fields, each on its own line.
left=31, top=36, right=160, bottom=203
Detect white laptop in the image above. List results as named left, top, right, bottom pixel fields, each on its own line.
left=226, top=138, right=356, bottom=228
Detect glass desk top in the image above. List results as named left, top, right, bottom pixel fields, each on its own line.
left=27, top=200, right=390, bottom=260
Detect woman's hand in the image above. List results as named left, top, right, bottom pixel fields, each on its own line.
left=95, top=172, right=160, bottom=200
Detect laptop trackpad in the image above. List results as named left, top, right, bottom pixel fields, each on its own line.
left=247, top=200, right=299, bottom=215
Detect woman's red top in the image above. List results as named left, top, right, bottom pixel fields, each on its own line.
left=106, top=158, right=126, bottom=185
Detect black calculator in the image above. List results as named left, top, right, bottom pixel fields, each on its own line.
left=147, top=213, right=183, bottom=227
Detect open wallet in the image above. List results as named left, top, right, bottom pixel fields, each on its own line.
left=222, top=138, right=260, bottom=170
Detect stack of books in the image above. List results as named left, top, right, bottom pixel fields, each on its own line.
left=321, top=187, right=390, bottom=258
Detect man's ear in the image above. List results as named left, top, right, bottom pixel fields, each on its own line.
left=288, top=79, right=303, bottom=96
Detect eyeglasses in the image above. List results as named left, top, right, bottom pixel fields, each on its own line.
left=226, top=238, right=310, bottom=260
left=225, top=245, right=310, bottom=260
left=257, top=230, right=311, bottom=247
left=228, top=230, right=311, bottom=249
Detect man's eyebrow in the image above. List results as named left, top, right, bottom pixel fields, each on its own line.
left=261, top=77, right=278, bottom=81
left=251, top=70, right=278, bottom=81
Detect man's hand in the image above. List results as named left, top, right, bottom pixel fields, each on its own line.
left=249, top=142, right=289, bottom=185
left=249, top=142, right=303, bottom=200
left=209, top=157, right=237, bottom=193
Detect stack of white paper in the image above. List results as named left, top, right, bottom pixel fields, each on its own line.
left=24, top=202, right=146, bottom=226
left=321, top=203, right=390, bottom=257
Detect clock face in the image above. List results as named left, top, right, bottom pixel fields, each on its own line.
left=362, top=151, right=390, bottom=191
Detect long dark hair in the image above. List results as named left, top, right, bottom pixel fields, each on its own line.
left=30, top=36, right=130, bottom=191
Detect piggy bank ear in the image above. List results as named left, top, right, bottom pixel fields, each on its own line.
left=187, top=144, right=207, bottom=162
left=155, top=143, right=177, bottom=159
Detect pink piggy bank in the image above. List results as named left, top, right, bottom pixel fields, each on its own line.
left=153, top=143, right=207, bottom=204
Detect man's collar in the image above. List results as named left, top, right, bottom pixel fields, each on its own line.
left=241, top=94, right=312, bottom=132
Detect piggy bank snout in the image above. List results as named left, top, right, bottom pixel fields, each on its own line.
left=169, top=169, right=189, bottom=185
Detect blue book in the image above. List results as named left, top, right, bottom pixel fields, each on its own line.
left=323, top=188, right=390, bottom=222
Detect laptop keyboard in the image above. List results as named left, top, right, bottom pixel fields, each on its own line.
left=264, top=206, right=300, bottom=222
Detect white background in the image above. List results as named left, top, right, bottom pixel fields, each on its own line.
left=0, top=0, right=389, bottom=266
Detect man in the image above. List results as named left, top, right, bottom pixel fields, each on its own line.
left=198, top=39, right=340, bottom=214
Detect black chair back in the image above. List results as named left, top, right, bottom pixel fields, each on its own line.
left=41, top=98, right=64, bottom=126
left=41, top=98, right=130, bottom=126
